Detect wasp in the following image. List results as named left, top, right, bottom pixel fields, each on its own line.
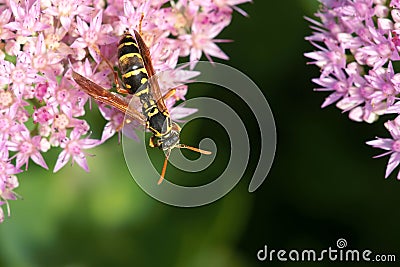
left=72, top=27, right=211, bottom=184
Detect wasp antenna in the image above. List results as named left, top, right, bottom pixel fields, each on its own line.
left=179, top=144, right=212, bottom=155
left=91, top=44, right=114, bottom=72
left=158, top=151, right=170, bottom=185
left=139, top=13, right=144, bottom=36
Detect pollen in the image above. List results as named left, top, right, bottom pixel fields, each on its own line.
left=0, top=91, right=14, bottom=108
left=53, top=114, right=69, bottom=130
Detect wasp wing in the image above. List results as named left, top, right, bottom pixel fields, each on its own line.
left=133, top=30, right=169, bottom=113
left=72, top=71, right=146, bottom=125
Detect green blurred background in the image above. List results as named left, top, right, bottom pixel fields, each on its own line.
left=1, top=1, right=400, bottom=266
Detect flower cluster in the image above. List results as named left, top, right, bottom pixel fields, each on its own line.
left=305, top=0, right=400, bottom=180
left=0, top=0, right=251, bottom=223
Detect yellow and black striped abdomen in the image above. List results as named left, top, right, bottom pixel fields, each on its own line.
left=118, top=33, right=149, bottom=95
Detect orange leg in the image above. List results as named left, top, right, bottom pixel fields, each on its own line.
left=161, top=88, right=178, bottom=101
left=91, top=45, right=128, bottom=94
left=139, top=13, right=144, bottom=36
left=117, top=87, right=130, bottom=95
left=156, top=88, right=178, bottom=110
left=158, top=151, right=170, bottom=185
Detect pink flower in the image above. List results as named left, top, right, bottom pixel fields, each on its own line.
left=24, top=34, right=64, bottom=77
left=0, top=53, right=46, bottom=98
left=0, top=105, right=19, bottom=140
left=70, top=10, right=118, bottom=63
left=0, top=0, right=245, bottom=223
left=33, top=105, right=55, bottom=125
left=179, top=14, right=231, bottom=68
left=193, top=0, right=252, bottom=16
left=304, top=38, right=347, bottom=77
left=54, top=130, right=101, bottom=172
left=4, top=0, right=49, bottom=36
left=306, top=0, right=400, bottom=179
left=98, top=102, right=130, bottom=142
left=0, top=153, right=21, bottom=221
left=0, top=140, right=22, bottom=222
left=43, top=0, right=94, bottom=31
left=117, top=0, right=153, bottom=35
left=0, top=142, right=22, bottom=194
left=0, top=8, right=15, bottom=40
left=71, top=58, right=111, bottom=89
left=46, top=76, right=87, bottom=118
left=7, top=125, right=48, bottom=170
left=367, top=119, right=400, bottom=178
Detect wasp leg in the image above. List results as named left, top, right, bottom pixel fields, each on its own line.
left=116, top=86, right=130, bottom=95
left=149, top=136, right=156, bottom=147
left=155, top=88, right=178, bottom=110
left=115, top=118, right=132, bottom=132
left=139, top=13, right=144, bottom=36
left=162, top=88, right=178, bottom=101
left=91, top=45, right=128, bottom=95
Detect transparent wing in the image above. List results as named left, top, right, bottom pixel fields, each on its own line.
left=72, top=71, right=146, bottom=125
left=134, top=30, right=169, bottom=113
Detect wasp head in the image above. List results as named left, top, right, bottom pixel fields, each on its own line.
left=156, top=122, right=211, bottom=185
left=159, top=122, right=181, bottom=151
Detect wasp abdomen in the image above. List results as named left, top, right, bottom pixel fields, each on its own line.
left=118, top=32, right=149, bottom=95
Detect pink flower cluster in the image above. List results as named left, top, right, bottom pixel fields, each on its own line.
left=0, top=0, right=250, bottom=223
left=305, top=0, right=400, bottom=180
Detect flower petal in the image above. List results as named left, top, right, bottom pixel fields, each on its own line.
left=31, top=152, right=48, bottom=170
left=74, top=154, right=89, bottom=172
left=366, top=138, right=393, bottom=150
left=53, top=150, right=70, bottom=173
left=386, top=152, right=400, bottom=178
